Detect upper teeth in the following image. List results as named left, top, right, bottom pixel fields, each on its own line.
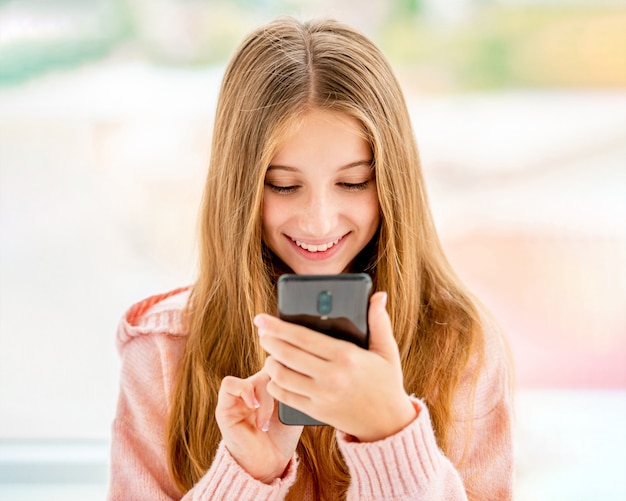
left=294, top=239, right=340, bottom=253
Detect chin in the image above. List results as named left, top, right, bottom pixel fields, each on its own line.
left=291, top=263, right=347, bottom=276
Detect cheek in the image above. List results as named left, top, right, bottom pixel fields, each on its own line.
left=261, top=204, right=272, bottom=239
left=261, top=196, right=284, bottom=236
left=361, top=194, right=381, bottom=230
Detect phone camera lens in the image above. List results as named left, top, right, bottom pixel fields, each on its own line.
left=317, top=291, right=332, bottom=315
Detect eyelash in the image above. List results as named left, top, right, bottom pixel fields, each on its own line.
left=339, top=181, right=370, bottom=191
left=266, top=184, right=298, bottom=194
left=265, top=181, right=371, bottom=195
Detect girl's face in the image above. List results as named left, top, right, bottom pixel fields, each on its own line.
left=262, top=109, right=380, bottom=275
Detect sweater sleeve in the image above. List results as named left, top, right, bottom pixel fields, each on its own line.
left=107, top=293, right=298, bottom=501
left=337, top=321, right=513, bottom=501
left=337, top=399, right=467, bottom=500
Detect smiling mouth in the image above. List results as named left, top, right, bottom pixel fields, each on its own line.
left=292, top=237, right=341, bottom=253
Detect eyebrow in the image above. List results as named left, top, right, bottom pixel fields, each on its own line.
left=267, top=159, right=374, bottom=172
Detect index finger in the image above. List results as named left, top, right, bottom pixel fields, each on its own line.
left=219, top=372, right=270, bottom=409
left=254, top=314, right=354, bottom=360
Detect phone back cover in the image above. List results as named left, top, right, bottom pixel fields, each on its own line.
left=277, top=274, right=372, bottom=425
left=277, top=274, right=371, bottom=348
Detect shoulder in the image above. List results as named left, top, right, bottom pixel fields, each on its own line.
left=116, top=286, right=192, bottom=352
left=455, top=304, right=513, bottom=420
left=479, top=306, right=512, bottom=387
left=480, top=309, right=513, bottom=410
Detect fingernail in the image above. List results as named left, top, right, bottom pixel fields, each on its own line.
left=380, top=291, right=388, bottom=308
left=254, top=316, right=267, bottom=336
left=261, top=420, right=270, bottom=432
left=254, top=315, right=267, bottom=337
left=253, top=398, right=260, bottom=409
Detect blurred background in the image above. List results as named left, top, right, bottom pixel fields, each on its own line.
left=0, top=0, right=624, bottom=499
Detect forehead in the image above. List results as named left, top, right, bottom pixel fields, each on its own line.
left=270, top=109, right=370, bottom=164
left=273, top=106, right=366, bottom=142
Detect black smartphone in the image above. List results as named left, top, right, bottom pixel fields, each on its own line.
left=276, top=273, right=372, bottom=426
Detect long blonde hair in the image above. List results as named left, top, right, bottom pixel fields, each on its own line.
left=167, top=17, right=484, bottom=499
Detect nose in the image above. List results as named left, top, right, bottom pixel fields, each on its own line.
left=298, top=188, right=338, bottom=237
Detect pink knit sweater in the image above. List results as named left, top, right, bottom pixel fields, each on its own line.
left=107, top=288, right=513, bottom=500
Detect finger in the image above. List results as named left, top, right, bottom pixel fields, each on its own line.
left=219, top=375, right=260, bottom=410
left=254, top=314, right=352, bottom=360
left=266, top=377, right=313, bottom=417
left=259, top=332, right=327, bottom=377
left=263, top=355, right=316, bottom=397
left=367, top=292, right=399, bottom=360
left=251, top=372, right=275, bottom=431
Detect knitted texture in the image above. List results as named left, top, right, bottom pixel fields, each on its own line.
left=107, top=289, right=513, bottom=500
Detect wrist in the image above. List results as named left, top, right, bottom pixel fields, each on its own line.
left=225, top=443, right=291, bottom=485
left=354, top=396, right=418, bottom=443
left=256, top=459, right=292, bottom=484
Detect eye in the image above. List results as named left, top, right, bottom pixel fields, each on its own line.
left=338, top=181, right=371, bottom=191
left=265, top=183, right=299, bottom=194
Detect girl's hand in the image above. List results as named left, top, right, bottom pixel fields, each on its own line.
left=215, top=370, right=303, bottom=483
left=255, top=291, right=417, bottom=443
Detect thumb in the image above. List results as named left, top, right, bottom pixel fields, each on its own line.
left=367, top=291, right=399, bottom=360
